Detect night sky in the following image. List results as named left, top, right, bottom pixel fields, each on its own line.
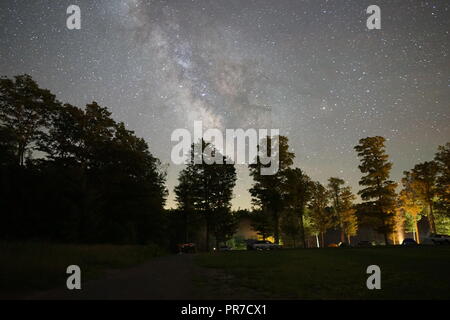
left=1, top=0, right=449, bottom=209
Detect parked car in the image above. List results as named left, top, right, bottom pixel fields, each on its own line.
left=246, top=239, right=259, bottom=250
left=338, top=242, right=351, bottom=248
left=251, top=240, right=282, bottom=250
left=402, top=238, right=418, bottom=246
left=178, top=243, right=196, bottom=254
left=215, top=245, right=232, bottom=251
left=422, top=233, right=450, bottom=245
left=356, top=240, right=374, bottom=247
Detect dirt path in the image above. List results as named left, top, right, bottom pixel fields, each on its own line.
left=25, top=254, right=263, bottom=300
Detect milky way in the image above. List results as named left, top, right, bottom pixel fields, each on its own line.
left=1, top=0, right=449, bottom=209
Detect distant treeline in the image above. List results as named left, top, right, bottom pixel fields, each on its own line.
left=1, top=75, right=449, bottom=249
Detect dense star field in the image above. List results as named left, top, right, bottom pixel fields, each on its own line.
left=0, top=0, right=448, bottom=209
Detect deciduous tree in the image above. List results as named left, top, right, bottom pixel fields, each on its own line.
left=409, top=161, right=439, bottom=234
left=435, top=143, right=450, bottom=216
left=339, top=187, right=358, bottom=244
left=309, top=181, right=332, bottom=247
left=399, top=170, right=425, bottom=242
left=282, top=168, right=313, bottom=248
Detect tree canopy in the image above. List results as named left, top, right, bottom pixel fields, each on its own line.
left=0, top=75, right=167, bottom=244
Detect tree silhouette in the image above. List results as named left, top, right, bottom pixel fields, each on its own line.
left=408, top=161, right=439, bottom=234
left=0, top=75, right=167, bottom=244
left=282, top=168, right=313, bottom=248
left=354, top=136, right=397, bottom=244
left=175, top=140, right=236, bottom=251
left=327, top=178, right=358, bottom=244
left=435, top=143, right=450, bottom=217
left=280, top=209, right=301, bottom=247
left=0, top=75, right=58, bottom=166
left=250, top=209, right=274, bottom=241
left=212, top=209, right=238, bottom=248
left=339, top=187, right=358, bottom=244
left=249, top=135, right=294, bottom=244
left=327, top=177, right=347, bottom=243
left=174, top=167, right=196, bottom=243
left=399, top=170, right=426, bottom=242
left=309, top=181, right=332, bottom=247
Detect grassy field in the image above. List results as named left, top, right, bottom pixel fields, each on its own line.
left=0, top=242, right=165, bottom=294
left=196, top=246, right=450, bottom=299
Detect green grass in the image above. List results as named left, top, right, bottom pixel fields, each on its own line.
left=0, top=242, right=165, bottom=294
left=196, top=246, right=450, bottom=299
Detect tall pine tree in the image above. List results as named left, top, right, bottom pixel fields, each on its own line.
left=354, top=136, right=397, bottom=244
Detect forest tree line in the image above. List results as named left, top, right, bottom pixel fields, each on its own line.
left=1, top=75, right=449, bottom=249
left=0, top=75, right=167, bottom=244
left=173, top=133, right=449, bottom=248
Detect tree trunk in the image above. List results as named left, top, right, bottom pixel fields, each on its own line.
left=428, top=202, right=436, bottom=234
left=321, top=232, right=325, bottom=248
left=273, top=211, right=280, bottom=244
left=205, top=218, right=210, bottom=251
left=383, top=231, right=389, bottom=245
left=382, top=217, right=389, bottom=245
left=299, top=209, right=306, bottom=248
left=380, top=205, right=389, bottom=245
left=79, top=164, right=88, bottom=243
left=415, top=218, right=420, bottom=244
left=184, top=210, right=189, bottom=243
left=347, top=234, right=351, bottom=245
left=18, top=142, right=25, bottom=166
